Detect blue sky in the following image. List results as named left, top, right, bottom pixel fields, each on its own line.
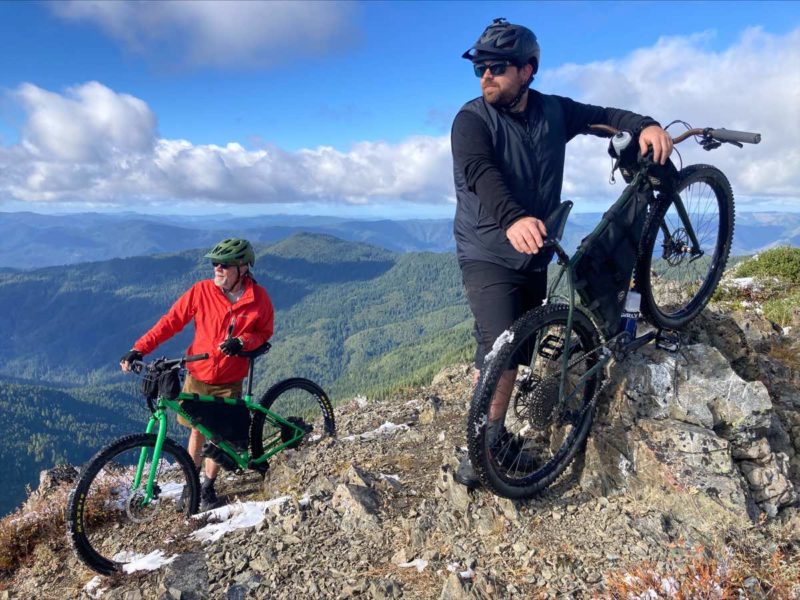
left=0, top=1, right=798, bottom=218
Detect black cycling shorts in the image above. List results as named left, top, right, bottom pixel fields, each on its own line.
left=461, top=260, right=548, bottom=368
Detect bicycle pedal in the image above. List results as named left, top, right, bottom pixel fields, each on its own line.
left=656, top=329, right=681, bottom=352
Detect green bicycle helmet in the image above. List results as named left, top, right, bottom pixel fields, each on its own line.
left=204, top=238, right=255, bottom=267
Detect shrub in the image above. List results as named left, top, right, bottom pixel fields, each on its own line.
left=736, top=246, right=800, bottom=285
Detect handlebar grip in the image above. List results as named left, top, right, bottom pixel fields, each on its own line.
left=185, top=353, right=209, bottom=362
left=710, top=128, right=761, bottom=144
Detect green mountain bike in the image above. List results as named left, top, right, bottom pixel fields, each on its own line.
left=467, top=123, right=761, bottom=499
left=66, top=343, right=335, bottom=575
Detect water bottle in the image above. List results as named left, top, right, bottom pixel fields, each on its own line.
left=620, top=290, right=641, bottom=338
left=611, top=130, right=633, bottom=157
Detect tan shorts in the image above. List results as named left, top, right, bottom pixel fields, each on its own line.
left=177, top=373, right=243, bottom=428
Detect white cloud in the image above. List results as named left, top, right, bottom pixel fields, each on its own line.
left=49, top=0, right=358, bottom=69
left=0, top=28, right=797, bottom=210
left=551, top=27, right=800, bottom=205
left=0, top=81, right=452, bottom=204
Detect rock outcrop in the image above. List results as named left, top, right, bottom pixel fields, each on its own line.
left=3, top=307, right=799, bottom=599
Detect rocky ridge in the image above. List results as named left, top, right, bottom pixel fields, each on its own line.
left=2, top=304, right=800, bottom=599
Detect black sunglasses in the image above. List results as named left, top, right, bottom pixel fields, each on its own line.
left=473, top=61, right=512, bottom=78
left=212, top=262, right=236, bottom=269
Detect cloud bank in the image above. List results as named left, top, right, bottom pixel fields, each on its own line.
left=1, top=27, right=798, bottom=210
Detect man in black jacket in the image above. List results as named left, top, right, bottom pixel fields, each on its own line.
left=452, top=18, right=673, bottom=488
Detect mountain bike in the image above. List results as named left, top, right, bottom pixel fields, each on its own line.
left=466, top=123, right=761, bottom=499
left=66, top=343, right=335, bottom=575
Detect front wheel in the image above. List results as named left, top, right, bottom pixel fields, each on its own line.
left=467, top=304, right=603, bottom=499
left=250, top=378, right=336, bottom=459
left=66, top=433, right=200, bottom=575
left=637, top=164, right=734, bottom=329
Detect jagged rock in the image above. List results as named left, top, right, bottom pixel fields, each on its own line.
left=331, top=483, right=380, bottom=530
left=157, top=552, right=209, bottom=600
left=367, top=579, right=402, bottom=599
left=631, top=418, right=756, bottom=523
left=419, top=395, right=443, bottom=425
left=435, top=453, right=472, bottom=512
left=580, top=426, right=633, bottom=496
left=29, top=464, right=78, bottom=500
left=343, top=463, right=374, bottom=487
left=439, top=573, right=471, bottom=600
left=6, top=305, right=800, bottom=600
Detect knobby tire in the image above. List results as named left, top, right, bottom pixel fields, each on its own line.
left=250, top=378, right=336, bottom=459
left=66, top=433, right=200, bottom=575
left=467, top=304, right=602, bottom=499
left=637, top=164, right=735, bottom=329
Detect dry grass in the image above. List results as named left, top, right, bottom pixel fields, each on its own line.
left=602, top=527, right=800, bottom=599
left=0, top=483, right=71, bottom=581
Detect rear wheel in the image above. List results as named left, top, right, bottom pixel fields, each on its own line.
left=467, top=304, right=603, bottom=499
left=637, top=164, right=734, bottom=329
left=66, top=434, right=200, bottom=575
left=250, top=378, right=336, bottom=459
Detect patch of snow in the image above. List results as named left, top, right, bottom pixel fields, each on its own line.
left=484, top=329, right=514, bottom=364
left=660, top=576, right=679, bottom=596
left=115, top=549, right=178, bottom=574
left=84, top=576, right=107, bottom=598
left=732, top=276, right=756, bottom=288
left=342, top=421, right=410, bottom=441
left=446, top=562, right=475, bottom=579
left=379, top=473, right=401, bottom=484
left=473, top=414, right=487, bottom=436
left=398, top=558, right=428, bottom=572
left=191, top=498, right=290, bottom=543
left=299, top=493, right=312, bottom=507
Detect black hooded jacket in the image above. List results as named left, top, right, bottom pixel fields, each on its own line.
left=451, top=90, right=658, bottom=271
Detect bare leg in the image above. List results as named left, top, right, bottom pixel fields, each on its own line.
left=187, top=428, right=219, bottom=479
left=475, top=368, right=517, bottom=422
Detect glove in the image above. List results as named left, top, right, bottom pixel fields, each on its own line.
left=120, top=349, right=143, bottom=372
left=219, top=337, right=243, bottom=356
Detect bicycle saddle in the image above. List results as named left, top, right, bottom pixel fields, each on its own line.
left=238, top=342, right=272, bottom=359
left=542, top=200, right=573, bottom=247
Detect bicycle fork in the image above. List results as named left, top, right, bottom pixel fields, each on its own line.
left=132, top=412, right=169, bottom=505
left=659, top=192, right=704, bottom=261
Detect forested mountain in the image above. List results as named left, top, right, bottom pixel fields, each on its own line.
left=0, top=211, right=455, bottom=269
left=0, top=233, right=472, bottom=515
left=2, top=210, right=798, bottom=269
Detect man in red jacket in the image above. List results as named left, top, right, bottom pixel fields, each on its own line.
left=120, top=238, right=274, bottom=511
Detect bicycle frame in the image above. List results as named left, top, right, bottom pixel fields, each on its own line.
left=131, top=344, right=306, bottom=505
left=131, top=393, right=307, bottom=505
left=538, top=165, right=696, bottom=415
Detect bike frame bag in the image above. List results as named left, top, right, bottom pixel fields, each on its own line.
left=570, top=185, right=649, bottom=337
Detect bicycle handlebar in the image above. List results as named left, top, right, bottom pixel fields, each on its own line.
left=589, top=124, right=762, bottom=146
left=130, top=353, right=209, bottom=373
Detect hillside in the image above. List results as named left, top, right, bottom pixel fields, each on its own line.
left=2, top=210, right=799, bottom=269
left=1, top=288, right=799, bottom=598
left=0, top=233, right=472, bottom=516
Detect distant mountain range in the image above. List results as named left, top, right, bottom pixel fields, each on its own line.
left=1, top=210, right=798, bottom=269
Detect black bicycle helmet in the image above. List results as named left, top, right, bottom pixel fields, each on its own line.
left=204, top=238, right=255, bottom=267
left=462, top=18, right=541, bottom=74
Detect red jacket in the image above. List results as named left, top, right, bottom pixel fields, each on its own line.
left=134, top=277, right=274, bottom=384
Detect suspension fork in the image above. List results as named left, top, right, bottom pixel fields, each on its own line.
left=133, top=410, right=169, bottom=503
left=659, top=191, right=703, bottom=257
